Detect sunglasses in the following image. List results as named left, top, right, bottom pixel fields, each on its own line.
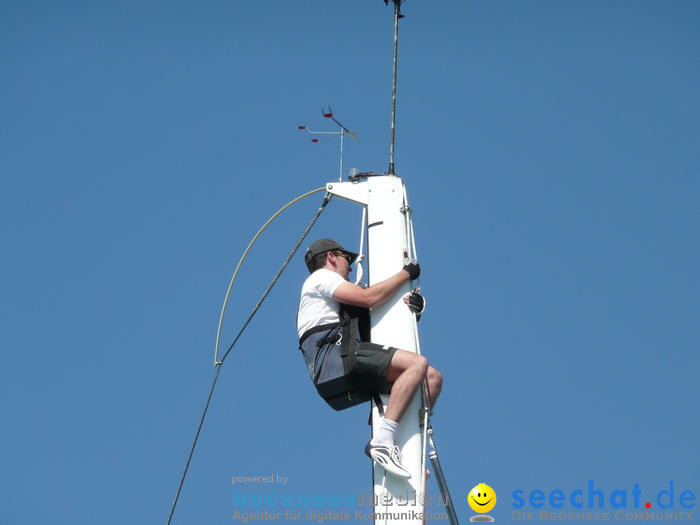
left=333, top=251, right=353, bottom=264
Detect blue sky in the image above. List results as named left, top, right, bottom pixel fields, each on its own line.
left=1, top=1, right=698, bottom=524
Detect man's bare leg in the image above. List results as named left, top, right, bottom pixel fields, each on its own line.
left=366, top=350, right=443, bottom=478
left=384, top=350, right=442, bottom=423
left=425, top=366, right=443, bottom=409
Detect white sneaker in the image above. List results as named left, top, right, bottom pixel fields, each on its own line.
left=364, top=442, right=411, bottom=479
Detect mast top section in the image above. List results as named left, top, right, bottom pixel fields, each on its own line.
left=386, top=0, right=404, bottom=175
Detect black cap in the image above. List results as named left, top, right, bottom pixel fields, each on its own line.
left=304, top=238, right=359, bottom=273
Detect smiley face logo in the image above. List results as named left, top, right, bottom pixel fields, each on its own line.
left=468, top=482, right=497, bottom=514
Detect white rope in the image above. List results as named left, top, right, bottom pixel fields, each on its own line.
left=354, top=206, right=367, bottom=285
left=402, top=182, right=418, bottom=260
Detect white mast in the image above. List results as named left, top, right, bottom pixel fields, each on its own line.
left=323, top=2, right=435, bottom=522
left=366, top=175, right=423, bottom=524
left=327, top=175, right=424, bottom=525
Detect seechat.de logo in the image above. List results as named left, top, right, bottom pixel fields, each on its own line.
left=511, top=480, right=696, bottom=521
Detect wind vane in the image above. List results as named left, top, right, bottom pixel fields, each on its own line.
left=298, top=106, right=357, bottom=182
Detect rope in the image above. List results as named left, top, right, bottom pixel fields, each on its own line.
left=218, top=192, right=331, bottom=365
left=166, top=366, right=222, bottom=525
left=353, top=207, right=367, bottom=285
left=214, top=186, right=327, bottom=364
left=166, top=191, right=332, bottom=524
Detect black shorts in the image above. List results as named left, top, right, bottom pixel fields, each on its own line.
left=347, top=342, right=398, bottom=394
left=299, top=325, right=398, bottom=403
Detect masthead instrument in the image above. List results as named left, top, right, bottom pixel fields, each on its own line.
left=298, top=107, right=357, bottom=181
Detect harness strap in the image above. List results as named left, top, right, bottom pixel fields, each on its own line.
left=372, top=393, right=385, bottom=418
left=299, top=303, right=385, bottom=413
left=298, top=322, right=341, bottom=347
left=339, top=316, right=358, bottom=358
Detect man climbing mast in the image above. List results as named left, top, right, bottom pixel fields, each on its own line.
left=297, top=238, right=443, bottom=478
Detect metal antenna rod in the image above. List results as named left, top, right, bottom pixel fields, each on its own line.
left=388, top=0, right=401, bottom=175
left=339, top=128, right=345, bottom=182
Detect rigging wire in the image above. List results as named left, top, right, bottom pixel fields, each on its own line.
left=214, top=186, right=326, bottom=365
left=167, top=190, right=332, bottom=525
left=218, top=191, right=331, bottom=365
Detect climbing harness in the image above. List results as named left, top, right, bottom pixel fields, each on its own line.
left=298, top=303, right=385, bottom=412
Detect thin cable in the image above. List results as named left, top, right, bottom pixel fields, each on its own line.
left=219, top=192, right=331, bottom=364
left=167, top=192, right=332, bottom=524
left=166, top=366, right=221, bottom=525
left=214, top=187, right=326, bottom=364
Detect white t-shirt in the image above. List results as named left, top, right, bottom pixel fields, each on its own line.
left=297, top=269, right=346, bottom=338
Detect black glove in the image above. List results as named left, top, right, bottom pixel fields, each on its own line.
left=406, top=289, right=426, bottom=321
left=402, top=261, right=420, bottom=280
left=407, top=290, right=425, bottom=313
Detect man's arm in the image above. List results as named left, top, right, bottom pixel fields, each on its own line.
left=332, top=270, right=411, bottom=309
